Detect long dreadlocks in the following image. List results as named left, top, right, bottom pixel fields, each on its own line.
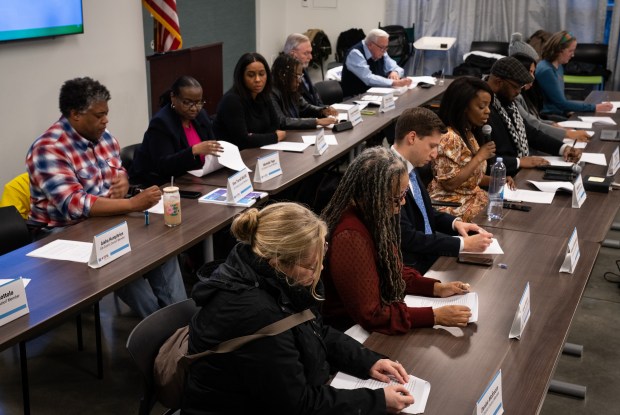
left=321, top=146, right=408, bottom=304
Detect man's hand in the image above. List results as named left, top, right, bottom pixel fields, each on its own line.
left=565, top=129, right=590, bottom=142
left=520, top=156, right=549, bottom=168
left=392, top=77, right=412, bottom=87
left=128, top=186, right=161, bottom=212
left=563, top=146, right=582, bottom=163
left=387, top=71, right=400, bottom=81
left=463, top=232, right=493, bottom=252
left=108, top=173, right=130, bottom=199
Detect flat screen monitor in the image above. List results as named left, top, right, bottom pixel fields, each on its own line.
left=0, top=0, right=84, bottom=43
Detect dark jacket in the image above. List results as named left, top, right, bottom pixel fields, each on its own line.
left=341, top=41, right=387, bottom=98
left=130, top=105, right=214, bottom=186
left=213, top=89, right=279, bottom=150
left=271, top=86, right=325, bottom=130
left=400, top=169, right=460, bottom=273
left=300, top=69, right=324, bottom=106
left=487, top=96, right=564, bottom=176
left=183, top=243, right=386, bottom=415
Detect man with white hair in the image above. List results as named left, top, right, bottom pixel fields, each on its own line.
left=284, top=33, right=323, bottom=106
left=341, top=28, right=412, bottom=98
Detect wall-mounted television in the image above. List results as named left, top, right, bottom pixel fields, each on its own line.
left=0, top=0, right=84, bottom=44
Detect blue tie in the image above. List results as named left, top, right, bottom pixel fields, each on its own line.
left=409, top=170, right=432, bottom=234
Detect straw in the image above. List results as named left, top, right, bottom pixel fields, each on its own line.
left=171, top=176, right=174, bottom=187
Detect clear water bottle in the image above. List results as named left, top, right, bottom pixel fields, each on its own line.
left=487, top=157, right=506, bottom=220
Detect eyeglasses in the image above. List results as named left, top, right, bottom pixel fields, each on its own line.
left=178, top=99, right=205, bottom=109
left=392, top=189, right=408, bottom=206
left=504, top=79, right=524, bottom=91
left=371, top=41, right=389, bottom=52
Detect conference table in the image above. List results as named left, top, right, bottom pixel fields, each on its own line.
left=0, top=80, right=451, bottom=414
left=364, top=90, right=620, bottom=414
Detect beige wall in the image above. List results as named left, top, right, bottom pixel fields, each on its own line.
left=0, top=0, right=149, bottom=189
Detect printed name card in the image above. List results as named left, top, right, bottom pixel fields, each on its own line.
left=380, top=92, right=395, bottom=113
left=476, top=369, right=504, bottom=415
left=0, top=278, right=29, bottom=327
left=607, top=146, right=620, bottom=177
left=227, top=169, right=254, bottom=203
left=253, top=152, right=282, bottom=183
left=572, top=174, right=586, bottom=208
left=314, top=128, right=328, bottom=156
left=560, top=228, right=580, bottom=274
left=88, top=221, right=131, bottom=269
left=509, top=282, right=531, bottom=339
left=347, top=105, right=363, bottom=126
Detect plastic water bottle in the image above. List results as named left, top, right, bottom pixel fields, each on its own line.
left=487, top=157, right=506, bottom=220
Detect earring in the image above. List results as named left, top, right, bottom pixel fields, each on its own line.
left=171, top=103, right=175, bottom=109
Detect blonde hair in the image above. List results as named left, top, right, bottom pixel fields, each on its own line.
left=231, top=202, right=328, bottom=298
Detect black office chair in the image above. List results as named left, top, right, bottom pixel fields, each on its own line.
left=564, top=43, right=610, bottom=99
left=121, top=143, right=141, bottom=172
left=470, top=41, right=509, bottom=56
left=314, top=80, right=343, bottom=106
left=0, top=206, right=31, bottom=255
left=126, top=299, right=199, bottom=415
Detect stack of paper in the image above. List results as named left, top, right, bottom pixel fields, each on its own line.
left=578, top=116, right=616, bottom=125
left=367, top=86, right=407, bottom=96
left=260, top=142, right=311, bottom=153
left=504, top=185, right=555, bottom=204
left=405, top=292, right=479, bottom=323
left=527, top=180, right=573, bottom=193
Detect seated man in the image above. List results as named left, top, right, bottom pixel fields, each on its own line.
left=341, top=28, right=412, bottom=98
left=485, top=57, right=581, bottom=176
left=26, top=77, right=186, bottom=318
left=392, top=107, right=493, bottom=273
left=284, top=33, right=323, bottom=106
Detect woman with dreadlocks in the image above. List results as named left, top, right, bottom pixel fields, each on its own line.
left=270, top=54, right=337, bottom=130
left=321, top=146, right=472, bottom=335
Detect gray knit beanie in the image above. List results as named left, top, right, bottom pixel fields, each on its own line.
left=508, top=32, right=539, bottom=61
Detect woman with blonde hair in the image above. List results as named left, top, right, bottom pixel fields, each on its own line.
left=183, top=202, right=414, bottom=414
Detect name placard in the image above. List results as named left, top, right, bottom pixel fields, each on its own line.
left=314, top=128, right=328, bottom=156
left=227, top=169, right=254, bottom=203
left=476, top=369, right=504, bottom=415
left=380, top=92, right=395, bottom=113
left=253, top=152, right=282, bottom=183
left=348, top=105, right=363, bottom=126
left=571, top=174, right=586, bottom=208
left=560, top=227, right=580, bottom=274
left=607, top=146, right=620, bottom=177
left=509, top=282, right=531, bottom=340
left=0, top=278, right=29, bottom=327
left=88, top=221, right=132, bottom=269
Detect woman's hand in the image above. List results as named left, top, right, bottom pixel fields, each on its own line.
left=434, top=281, right=471, bottom=297
left=276, top=130, right=287, bottom=142
left=192, top=140, right=223, bottom=157
left=370, top=359, right=409, bottom=384
left=476, top=141, right=496, bottom=162
left=384, top=385, right=414, bottom=414
left=434, top=305, right=472, bottom=327
left=595, top=102, right=614, bottom=113
left=317, top=117, right=338, bottom=127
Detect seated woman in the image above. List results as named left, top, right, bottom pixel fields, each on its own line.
left=184, top=202, right=414, bottom=414
left=320, top=147, right=472, bottom=335
left=428, top=76, right=509, bottom=222
left=131, top=76, right=223, bottom=186
left=270, top=54, right=337, bottom=130
left=213, top=52, right=286, bottom=150
left=535, top=30, right=612, bottom=116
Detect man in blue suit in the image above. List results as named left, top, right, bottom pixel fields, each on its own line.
left=392, top=107, right=493, bottom=273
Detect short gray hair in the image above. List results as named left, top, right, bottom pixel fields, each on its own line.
left=366, top=28, right=389, bottom=44
left=284, top=33, right=310, bottom=54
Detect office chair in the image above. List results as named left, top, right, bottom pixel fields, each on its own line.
left=0, top=206, right=31, bottom=255
left=126, top=299, right=199, bottom=415
left=314, top=80, right=343, bottom=106
left=121, top=143, right=141, bottom=172
left=564, top=43, right=609, bottom=99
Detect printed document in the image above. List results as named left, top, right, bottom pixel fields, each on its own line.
left=504, top=185, right=555, bottom=204
left=26, top=239, right=92, bottom=263
left=405, top=292, right=479, bottom=323
left=188, top=141, right=250, bottom=177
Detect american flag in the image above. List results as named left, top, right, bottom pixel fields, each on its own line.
left=142, top=0, right=182, bottom=53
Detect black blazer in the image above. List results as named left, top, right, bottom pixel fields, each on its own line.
left=130, top=105, right=215, bottom=186
left=399, top=169, right=461, bottom=273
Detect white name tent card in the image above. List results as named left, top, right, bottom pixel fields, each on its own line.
left=331, top=372, right=431, bottom=414
left=572, top=174, right=586, bottom=208
left=88, top=221, right=131, bottom=269
left=476, top=370, right=504, bottom=415
left=608, top=146, right=620, bottom=176
left=301, top=134, right=338, bottom=146
left=347, top=104, right=363, bottom=126
left=187, top=141, right=250, bottom=177
left=509, top=282, right=531, bottom=340
left=0, top=277, right=29, bottom=327
left=227, top=169, right=254, bottom=203
left=380, top=92, right=396, bottom=113
left=314, top=128, right=328, bottom=156
left=253, top=152, right=282, bottom=183
left=560, top=228, right=580, bottom=274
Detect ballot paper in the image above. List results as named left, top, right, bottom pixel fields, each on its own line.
left=578, top=116, right=616, bottom=125
left=187, top=141, right=250, bottom=177
left=301, top=134, right=338, bottom=146
left=579, top=152, right=607, bottom=166
left=504, top=185, right=555, bottom=204
left=541, top=156, right=574, bottom=167
left=260, top=142, right=311, bottom=153
left=562, top=139, right=587, bottom=149
left=26, top=239, right=92, bottom=263
left=405, top=292, right=479, bottom=323
left=331, top=372, right=431, bottom=414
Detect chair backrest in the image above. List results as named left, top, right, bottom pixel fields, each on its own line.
left=470, top=41, right=509, bottom=56
left=120, top=144, right=140, bottom=172
left=335, top=28, right=365, bottom=63
left=313, top=80, right=343, bottom=106
left=572, top=43, right=608, bottom=67
left=0, top=206, right=31, bottom=255
left=126, top=299, right=199, bottom=414
left=379, top=25, right=413, bottom=66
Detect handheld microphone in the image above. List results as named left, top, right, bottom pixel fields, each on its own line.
left=481, top=124, right=492, bottom=143
left=539, top=164, right=582, bottom=174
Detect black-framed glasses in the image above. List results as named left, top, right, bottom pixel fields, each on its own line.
left=371, top=41, right=389, bottom=52
left=392, top=189, right=408, bottom=206
left=178, top=99, right=205, bottom=109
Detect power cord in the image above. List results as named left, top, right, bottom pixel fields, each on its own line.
left=602, top=259, right=620, bottom=286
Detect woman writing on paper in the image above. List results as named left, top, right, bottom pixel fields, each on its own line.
left=131, top=76, right=223, bottom=186
left=213, top=53, right=287, bottom=150
left=183, top=202, right=414, bottom=414
left=270, top=54, right=338, bottom=130
left=320, top=147, right=472, bottom=335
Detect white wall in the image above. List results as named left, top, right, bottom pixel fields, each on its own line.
left=0, top=0, right=149, bottom=189
left=256, top=0, right=386, bottom=76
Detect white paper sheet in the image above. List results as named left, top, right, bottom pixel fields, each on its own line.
left=541, top=156, right=574, bottom=167
left=580, top=152, right=607, bottom=166
left=331, top=372, right=431, bottom=414
left=187, top=141, right=250, bottom=177
left=407, top=76, right=437, bottom=88
left=26, top=239, right=93, bottom=263
left=367, top=86, right=407, bottom=96
left=504, top=185, right=555, bottom=204
left=405, top=292, right=479, bottom=323
left=0, top=278, right=31, bottom=288
left=527, top=180, right=573, bottom=193
left=562, top=139, right=587, bottom=149
left=557, top=121, right=592, bottom=129
left=578, top=116, right=616, bottom=125
left=331, top=103, right=357, bottom=111
left=147, top=198, right=164, bottom=214
left=344, top=324, right=370, bottom=344
left=301, top=134, right=338, bottom=146
left=260, top=142, right=311, bottom=152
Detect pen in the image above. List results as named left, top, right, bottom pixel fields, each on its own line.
left=144, top=210, right=149, bottom=225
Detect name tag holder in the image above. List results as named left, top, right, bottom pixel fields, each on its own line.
left=379, top=92, right=395, bottom=113
left=88, top=221, right=131, bottom=269
left=0, top=278, right=29, bottom=327
left=572, top=174, right=586, bottom=208
left=347, top=105, right=363, bottom=126
left=314, top=128, right=328, bottom=156
left=509, top=282, right=531, bottom=339
left=227, top=169, right=254, bottom=203
left=253, top=152, right=282, bottom=183
left=560, top=227, right=580, bottom=274
left=607, top=146, right=620, bottom=177
left=476, top=369, right=504, bottom=415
